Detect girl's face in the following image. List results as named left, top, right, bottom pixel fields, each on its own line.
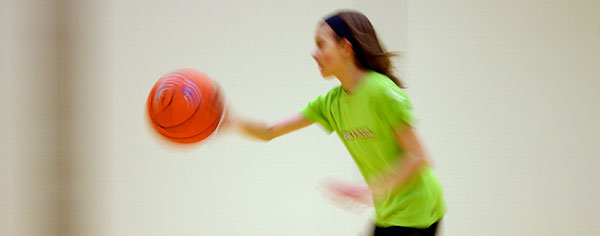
left=311, top=24, right=349, bottom=78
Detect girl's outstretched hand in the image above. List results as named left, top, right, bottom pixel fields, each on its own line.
left=320, top=178, right=373, bottom=212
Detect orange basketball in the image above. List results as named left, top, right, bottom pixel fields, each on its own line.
left=146, top=69, right=224, bottom=144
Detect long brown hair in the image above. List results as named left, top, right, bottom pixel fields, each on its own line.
left=331, top=10, right=404, bottom=88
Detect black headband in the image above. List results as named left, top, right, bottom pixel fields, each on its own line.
left=324, top=15, right=367, bottom=67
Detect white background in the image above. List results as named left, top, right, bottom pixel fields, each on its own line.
left=2, top=0, right=599, bottom=235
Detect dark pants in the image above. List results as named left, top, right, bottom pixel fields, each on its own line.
left=372, top=221, right=439, bottom=236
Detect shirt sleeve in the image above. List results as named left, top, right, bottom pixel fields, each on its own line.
left=376, top=86, right=416, bottom=129
left=300, top=93, right=334, bottom=134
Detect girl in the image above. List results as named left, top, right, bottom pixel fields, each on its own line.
left=225, top=10, right=446, bottom=236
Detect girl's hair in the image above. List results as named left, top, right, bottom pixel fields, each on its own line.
left=330, top=10, right=404, bottom=88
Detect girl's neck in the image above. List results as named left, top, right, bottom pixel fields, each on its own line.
left=336, top=65, right=368, bottom=94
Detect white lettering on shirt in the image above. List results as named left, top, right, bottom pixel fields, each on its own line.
left=341, top=127, right=374, bottom=140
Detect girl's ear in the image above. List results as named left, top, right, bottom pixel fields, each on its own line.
left=340, top=38, right=354, bottom=57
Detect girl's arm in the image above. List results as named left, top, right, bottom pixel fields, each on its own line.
left=321, top=124, right=431, bottom=206
left=369, top=124, right=431, bottom=198
left=229, top=112, right=314, bottom=141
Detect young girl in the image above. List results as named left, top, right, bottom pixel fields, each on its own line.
left=226, top=10, right=446, bottom=236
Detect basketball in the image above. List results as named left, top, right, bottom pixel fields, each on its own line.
left=146, top=68, right=225, bottom=144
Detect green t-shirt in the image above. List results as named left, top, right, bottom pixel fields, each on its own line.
left=301, top=71, right=446, bottom=228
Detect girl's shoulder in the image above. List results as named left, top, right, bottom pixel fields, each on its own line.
left=326, top=85, right=344, bottom=97
left=363, top=72, right=399, bottom=95
left=364, top=72, right=412, bottom=105
left=314, top=85, right=344, bottom=104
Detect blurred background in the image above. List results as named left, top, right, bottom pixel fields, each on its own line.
left=1, top=0, right=599, bottom=235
